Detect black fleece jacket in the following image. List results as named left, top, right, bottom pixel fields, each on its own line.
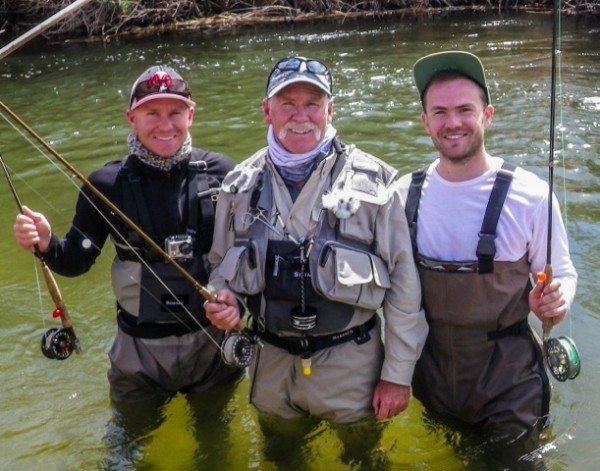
left=43, top=149, right=235, bottom=276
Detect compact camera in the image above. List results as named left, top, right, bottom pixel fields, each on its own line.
left=165, top=234, right=194, bottom=260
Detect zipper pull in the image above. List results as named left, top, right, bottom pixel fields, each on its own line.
left=228, top=200, right=235, bottom=231
left=301, top=356, right=312, bottom=376
left=273, top=255, right=280, bottom=277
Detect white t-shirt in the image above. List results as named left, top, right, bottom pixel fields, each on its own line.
left=398, top=156, right=577, bottom=307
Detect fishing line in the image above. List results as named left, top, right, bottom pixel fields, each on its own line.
left=32, top=254, right=47, bottom=328
left=0, top=113, right=193, bottom=332
left=1, top=125, right=217, bottom=343
left=0, top=0, right=253, bottom=365
left=1, top=150, right=82, bottom=359
left=538, top=0, right=580, bottom=382
left=0, top=147, right=194, bottom=334
left=0, top=138, right=168, bottom=313
left=554, top=2, right=574, bottom=340
left=0, top=110, right=225, bottom=350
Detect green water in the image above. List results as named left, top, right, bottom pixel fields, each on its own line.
left=0, top=11, right=598, bottom=470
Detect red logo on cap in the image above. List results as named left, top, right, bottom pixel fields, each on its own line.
left=146, top=72, right=173, bottom=90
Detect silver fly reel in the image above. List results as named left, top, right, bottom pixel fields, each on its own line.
left=545, top=335, right=581, bottom=382
left=221, top=331, right=255, bottom=368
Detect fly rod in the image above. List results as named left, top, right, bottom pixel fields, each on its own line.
left=536, top=0, right=580, bottom=382
left=0, top=0, right=95, bottom=61
left=0, top=99, right=249, bottom=333
left=0, top=151, right=82, bottom=359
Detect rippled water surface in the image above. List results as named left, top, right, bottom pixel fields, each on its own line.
left=0, top=11, right=598, bottom=470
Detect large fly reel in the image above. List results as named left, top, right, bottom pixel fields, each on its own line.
left=545, top=335, right=580, bottom=382
left=221, top=331, right=256, bottom=368
left=41, top=327, right=76, bottom=360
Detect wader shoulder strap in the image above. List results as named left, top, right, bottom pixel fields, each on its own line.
left=115, top=158, right=167, bottom=262
left=118, top=157, right=157, bottom=241
left=331, top=138, right=348, bottom=185
left=187, top=152, right=217, bottom=254
left=405, top=167, right=428, bottom=256
left=476, top=162, right=517, bottom=274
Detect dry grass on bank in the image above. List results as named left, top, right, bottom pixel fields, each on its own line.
left=1, top=0, right=598, bottom=44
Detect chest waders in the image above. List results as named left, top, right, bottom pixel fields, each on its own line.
left=233, top=143, right=382, bottom=370
left=113, top=152, right=217, bottom=338
left=405, top=163, right=550, bottom=436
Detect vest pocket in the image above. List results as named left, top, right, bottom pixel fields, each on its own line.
left=220, top=241, right=264, bottom=294
left=314, top=242, right=391, bottom=310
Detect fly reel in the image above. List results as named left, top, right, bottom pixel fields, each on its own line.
left=545, top=335, right=580, bottom=382
left=221, top=331, right=255, bottom=368
left=41, top=327, right=75, bottom=360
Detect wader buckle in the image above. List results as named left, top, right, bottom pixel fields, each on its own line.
left=354, top=323, right=371, bottom=345
left=476, top=232, right=496, bottom=274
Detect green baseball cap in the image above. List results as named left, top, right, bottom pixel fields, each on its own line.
left=413, top=51, right=491, bottom=104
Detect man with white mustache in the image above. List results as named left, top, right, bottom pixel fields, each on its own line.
left=205, top=56, right=427, bottom=467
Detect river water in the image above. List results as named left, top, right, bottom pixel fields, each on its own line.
left=0, top=11, right=598, bottom=470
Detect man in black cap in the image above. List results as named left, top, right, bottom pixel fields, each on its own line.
left=400, top=50, right=577, bottom=466
left=13, top=65, right=242, bottom=465
left=204, top=56, right=428, bottom=467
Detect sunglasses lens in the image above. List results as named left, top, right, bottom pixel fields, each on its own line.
left=276, top=58, right=302, bottom=72
left=306, top=60, right=328, bottom=75
left=267, top=57, right=333, bottom=96
left=133, top=74, right=190, bottom=101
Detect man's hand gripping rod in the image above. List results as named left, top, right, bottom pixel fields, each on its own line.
left=0, top=100, right=246, bottom=335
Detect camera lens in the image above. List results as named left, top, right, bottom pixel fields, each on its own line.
left=179, top=242, right=192, bottom=255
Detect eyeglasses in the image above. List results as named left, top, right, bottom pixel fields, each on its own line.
left=130, top=72, right=191, bottom=105
left=267, top=57, right=333, bottom=95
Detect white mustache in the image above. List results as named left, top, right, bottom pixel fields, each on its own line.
left=278, top=122, right=322, bottom=142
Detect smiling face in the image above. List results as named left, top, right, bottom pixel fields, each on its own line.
left=421, top=76, right=493, bottom=166
left=126, top=98, right=194, bottom=157
left=262, top=82, right=333, bottom=154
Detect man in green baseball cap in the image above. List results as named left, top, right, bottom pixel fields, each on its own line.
left=414, top=50, right=491, bottom=105
left=398, top=50, right=577, bottom=468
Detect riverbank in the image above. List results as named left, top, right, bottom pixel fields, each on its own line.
left=1, top=0, right=598, bottom=44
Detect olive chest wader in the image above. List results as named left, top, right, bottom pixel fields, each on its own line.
left=112, top=151, right=218, bottom=338
left=405, top=163, right=550, bottom=437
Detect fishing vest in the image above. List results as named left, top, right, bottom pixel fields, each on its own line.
left=111, top=151, right=219, bottom=338
left=405, top=162, right=550, bottom=432
left=218, top=140, right=397, bottom=338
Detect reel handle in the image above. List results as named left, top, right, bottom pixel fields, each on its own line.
left=220, top=330, right=256, bottom=368
left=40, top=259, right=82, bottom=354
left=536, top=264, right=554, bottom=338
left=537, top=264, right=581, bottom=381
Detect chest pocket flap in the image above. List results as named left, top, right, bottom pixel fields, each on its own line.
left=315, top=244, right=391, bottom=310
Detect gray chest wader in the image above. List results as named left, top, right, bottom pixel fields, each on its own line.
left=243, top=147, right=375, bottom=358
left=405, top=163, right=550, bottom=434
left=114, top=154, right=216, bottom=338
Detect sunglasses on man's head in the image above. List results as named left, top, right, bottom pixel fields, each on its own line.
left=268, top=57, right=333, bottom=93
left=131, top=72, right=191, bottom=104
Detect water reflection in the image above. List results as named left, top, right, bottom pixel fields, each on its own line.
left=0, top=10, right=598, bottom=470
